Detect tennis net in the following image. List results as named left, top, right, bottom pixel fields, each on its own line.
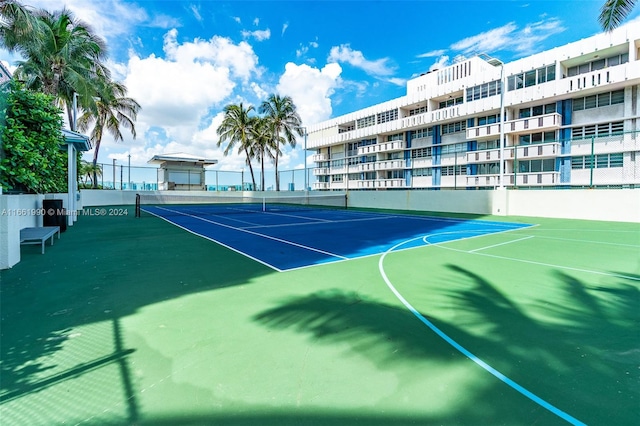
left=135, top=192, right=348, bottom=217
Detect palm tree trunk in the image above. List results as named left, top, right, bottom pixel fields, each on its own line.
left=261, top=148, right=265, bottom=191
left=275, top=152, right=280, bottom=191
left=244, top=152, right=256, bottom=190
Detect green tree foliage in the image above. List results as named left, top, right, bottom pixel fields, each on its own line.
left=0, top=81, right=67, bottom=193
left=600, top=0, right=636, bottom=31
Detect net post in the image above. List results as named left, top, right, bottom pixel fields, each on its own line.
left=135, top=193, right=141, bottom=217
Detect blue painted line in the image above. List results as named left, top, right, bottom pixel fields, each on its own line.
left=378, top=234, right=586, bottom=426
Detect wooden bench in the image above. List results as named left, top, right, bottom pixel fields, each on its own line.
left=20, top=226, right=61, bottom=254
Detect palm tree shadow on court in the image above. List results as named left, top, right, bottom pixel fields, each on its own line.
left=252, top=266, right=639, bottom=425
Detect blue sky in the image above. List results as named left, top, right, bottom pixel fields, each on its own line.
left=2, top=0, right=637, bottom=170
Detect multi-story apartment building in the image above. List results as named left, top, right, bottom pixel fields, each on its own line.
left=308, top=23, right=640, bottom=190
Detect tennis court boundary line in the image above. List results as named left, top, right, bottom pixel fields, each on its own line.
left=143, top=207, right=349, bottom=271
left=142, top=208, right=284, bottom=272
left=378, top=233, right=586, bottom=426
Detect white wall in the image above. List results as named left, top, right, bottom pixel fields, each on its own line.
left=503, top=189, right=640, bottom=222
left=1, top=194, right=44, bottom=269
left=348, top=189, right=640, bottom=222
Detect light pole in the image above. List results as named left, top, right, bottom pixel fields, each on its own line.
left=128, top=154, right=131, bottom=190
left=498, top=61, right=505, bottom=189
left=303, top=128, right=308, bottom=192
left=295, top=126, right=308, bottom=191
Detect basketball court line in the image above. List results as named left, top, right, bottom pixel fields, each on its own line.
left=378, top=232, right=586, bottom=426
left=423, top=233, right=640, bottom=281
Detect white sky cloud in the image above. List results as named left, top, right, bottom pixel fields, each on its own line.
left=241, top=28, right=271, bottom=41
left=450, top=18, right=565, bottom=56
left=417, top=49, right=446, bottom=58
left=328, top=44, right=395, bottom=77
left=189, top=4, right=203, bottom=22
left=276, top=62, right=342, bottom=127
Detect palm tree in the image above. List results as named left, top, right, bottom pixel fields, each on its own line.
left=599, top=0, right=637, bottom=31
left=2, top=2, right=109, bottom=126
left=79, top=160, right=102, bottom=187
left=250, top=116, right=278, bottom=191
left=216, top=103, right=258, bottom=190
left=259, top=94, right=303, bottom=191
left=77, top=78, right=141, bottom=188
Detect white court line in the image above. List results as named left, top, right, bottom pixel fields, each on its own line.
left=142, top=208, right=283, bottom=271
left=469, top=236, right=534, bottom=252
left=242, top=215, right=397, bottom=230
left=379, top=234, right=586, bottom=426
left=153, top=206, right=349, bottom=260
left=425, top=235, right=640, bottom=282
left=522, top=234, right=640, bottom=249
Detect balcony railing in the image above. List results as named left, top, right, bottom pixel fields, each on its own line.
left=466, top=112, right=562, bottom=140
left=312, top=153, right=328, bottom=162
left=511, top=143, right=560, bottom=159
left=313, top=167, right=329, bottom=176
left=313, top=182, right=329, bottom=190
left=357, top=140, right=406, bottom=155
left=357, top=178, right=406, bottom=189
left=376, top=160, right=406, bottom=171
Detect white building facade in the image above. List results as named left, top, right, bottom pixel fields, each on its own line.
left=308, top=23, right=640, bottom=191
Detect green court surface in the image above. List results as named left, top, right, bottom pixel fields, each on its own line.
left=1, top=207, right=638, bottom=425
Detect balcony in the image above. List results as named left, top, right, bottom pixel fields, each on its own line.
left=466, top=122, right=502, bottom=140
left=466, top=113, right=562, bottom=140
left=510, top=172, right=560, bottom=186
left=466, top=175, right=503, bottom=187
left=312, top=153, right=328, bottom=162
left=313, top=167, right=329, bottom=176
left=313, top=182, right=329, bottom=190
left=467, top=149, right=501, bottom=163
left=506, top=113, right=562, bottom=135
left=376, top=160, right=406, bottom=171
left=357, top=178, right=406, bottom=189
left=357, top=140, right=406, bottom=155
left=510, top=142, right=560, bottom=159
left=358, top=162, right=376, bottom=172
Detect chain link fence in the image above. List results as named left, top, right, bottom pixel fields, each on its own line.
left=83, top=163, right=312, bottom=191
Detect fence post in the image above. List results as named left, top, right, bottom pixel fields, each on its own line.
left=513, top=145, right=518, bottom=188
left=454, top=152, right=457, bottom=189
left=590, top=136, right=595, bottom=188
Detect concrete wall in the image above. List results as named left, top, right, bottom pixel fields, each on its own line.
left=348, top=189, right=639, bottom=222
left=79, top=188, right=640, bottom=223
left=1, top=194, right=43, bottom=269
left=503, top=189, right=640, bottom=222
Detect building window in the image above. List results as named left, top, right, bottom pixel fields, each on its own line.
left=508, top=65, right=556, bottom=91
left=441, top=142, right=467, bottom=154
left=386, top=133, right=403, bottom=142
left=518, top=131, right=556, bottom=145
left=477, top=114, right=500, bottom=125
left=441, top=166, right=466, bottom=176
left=409, top=106, right=427, bottom=116
left=413, top=168, right=432, bottom=177
left=466, top=80, right=501, bottom=102
left=518, top=159, right=556, bottom=173
left=567, top=53, right=629, bottom=77
left=477, top=140, right=500, bottom=150
left=573, top=89, right=625, bottom=111
left=357, top=115, right=376, bottom=129
left=438, top=96, right=464, bottom=109
left=441, top=120, right=466, bottom=135
left=377, top=109, right=398, bottom=124
left=411, top=127, right=433, bottom=139
left=477, top=162, right=500, bottom=175
left=571, top=153, right=623, bottom=169
left=411, top=147, right=432, bottom=158
left=571, top=121, right=624, bottom=139
left=331, top=175, right=343, bottom=182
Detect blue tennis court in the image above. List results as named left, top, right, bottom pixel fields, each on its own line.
left=142, top=204, right=532, bottom=271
